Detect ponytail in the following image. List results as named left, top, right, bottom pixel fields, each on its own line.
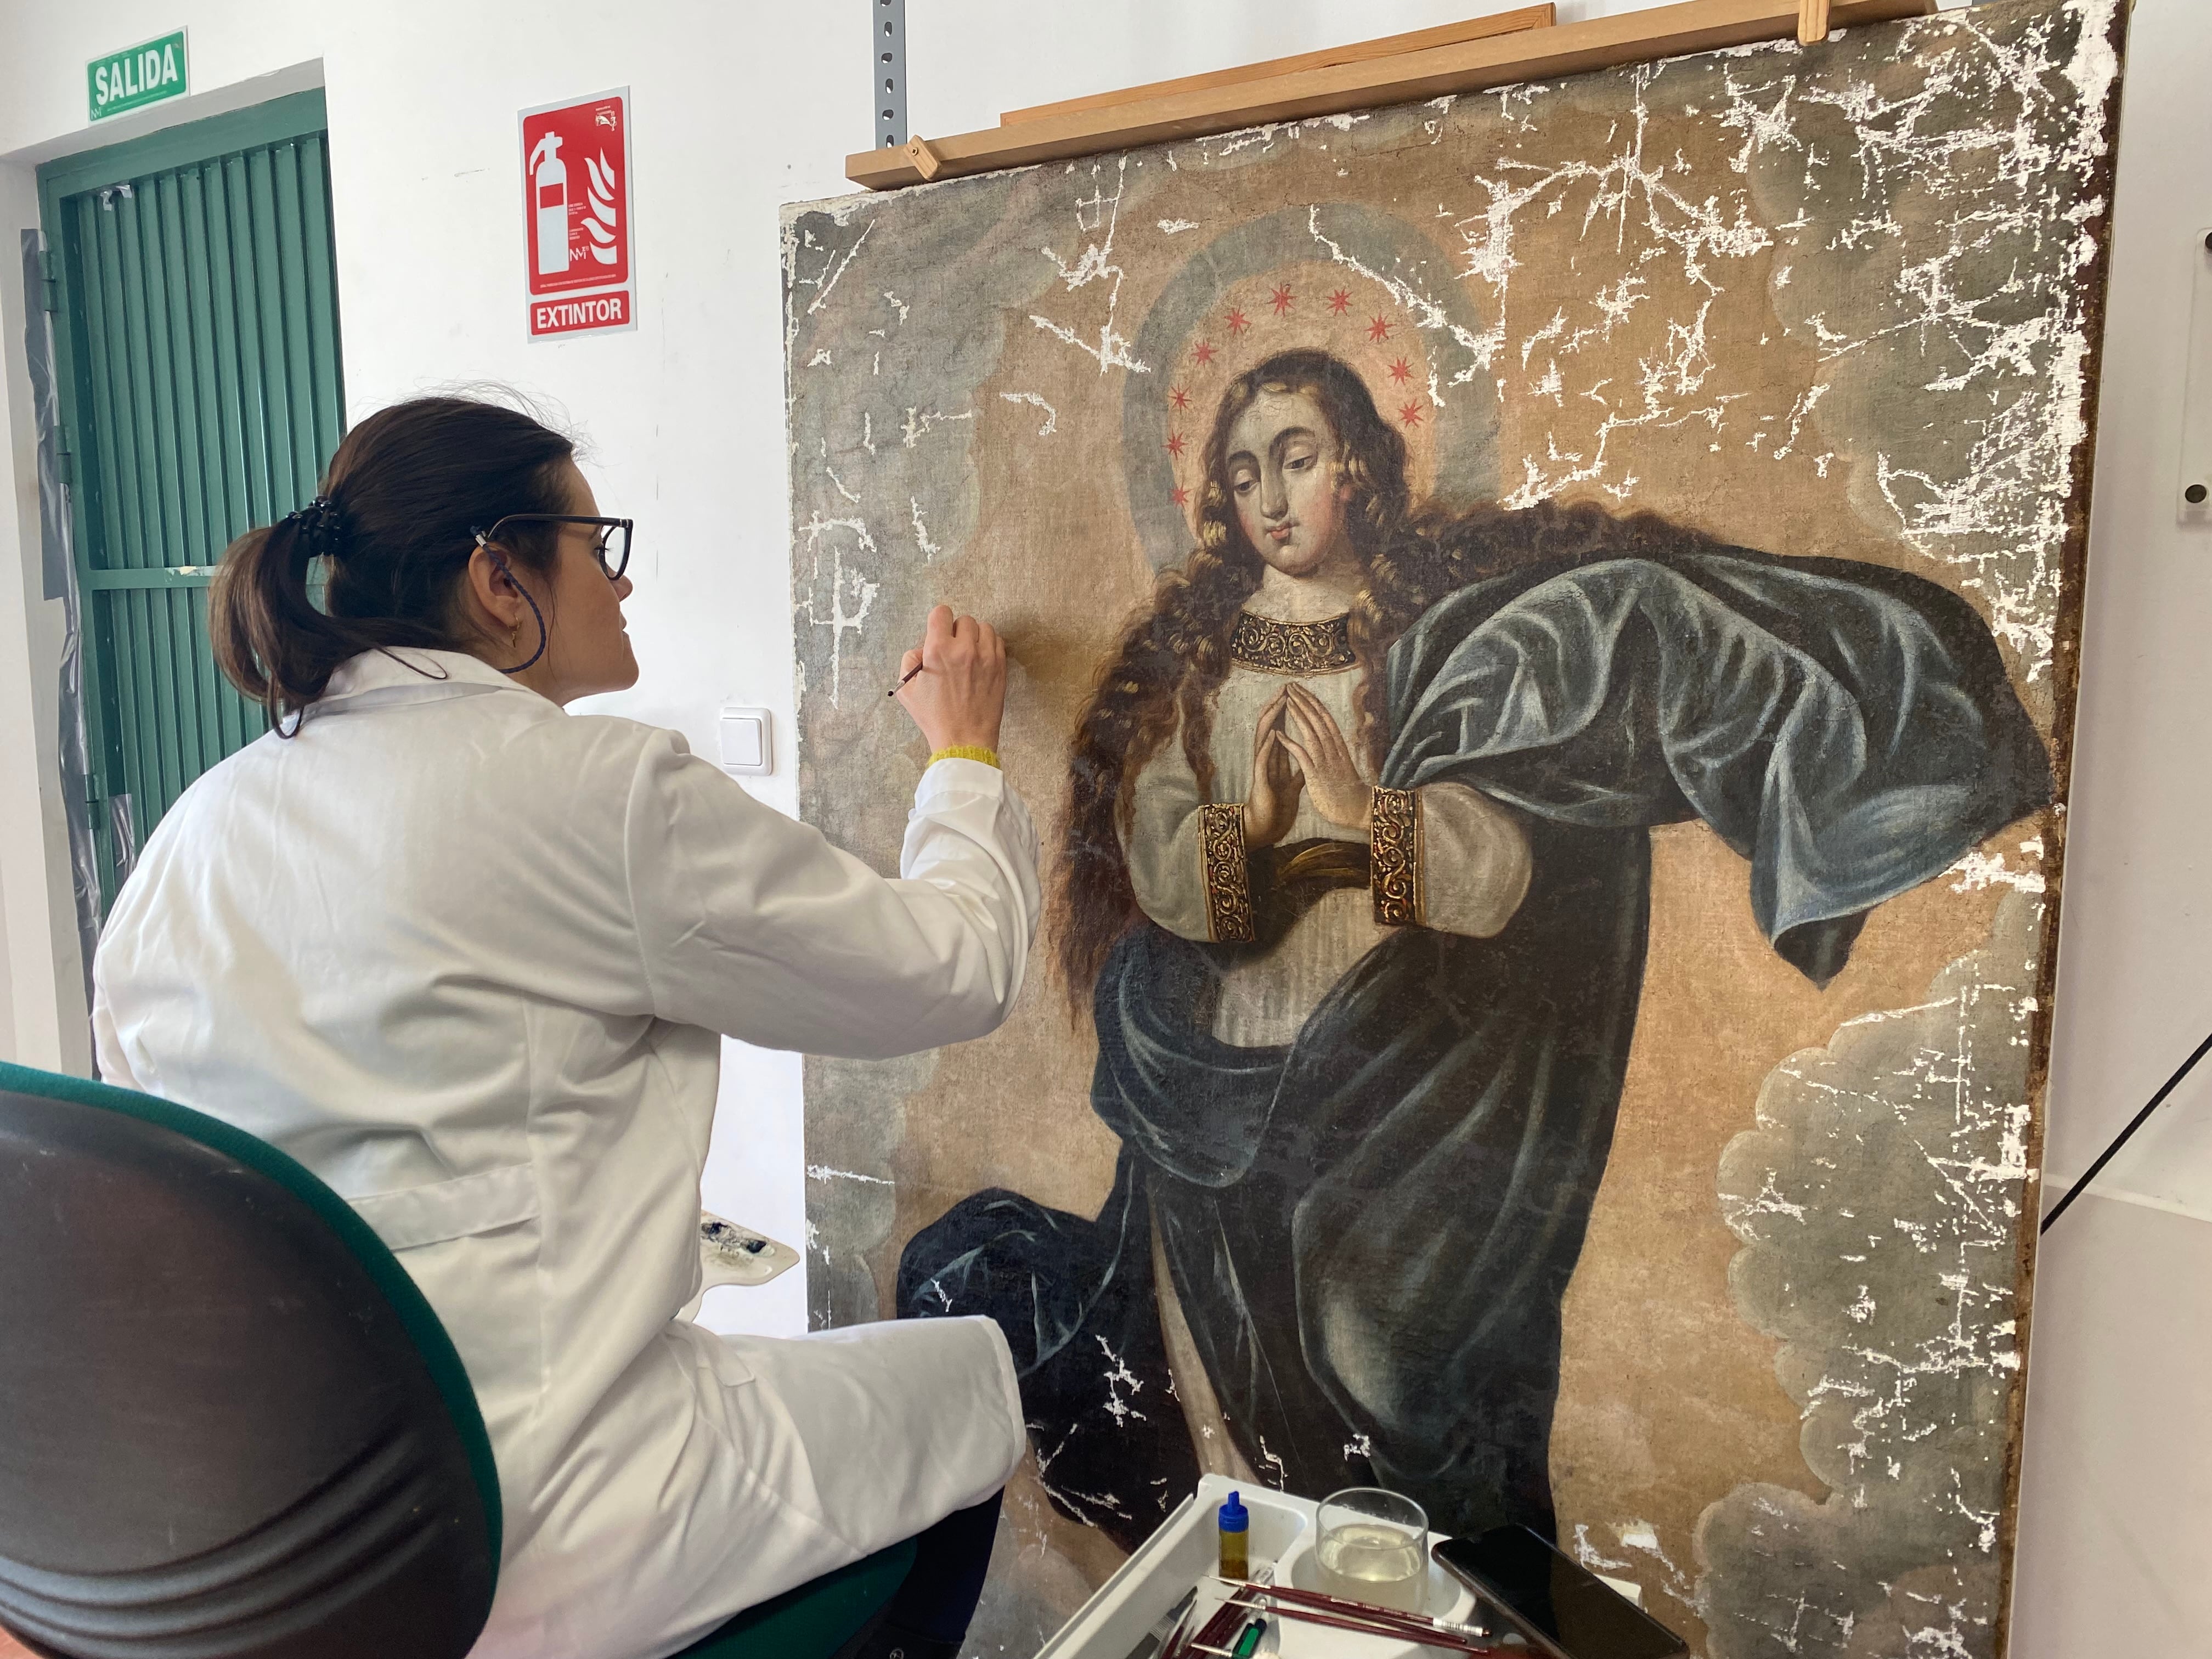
left=208, top=511, right=371, bottom=720
left=208, top=396, right=577, bottom=726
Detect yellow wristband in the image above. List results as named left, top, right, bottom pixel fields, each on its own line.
left=928, top=745, right=1000, bottom=770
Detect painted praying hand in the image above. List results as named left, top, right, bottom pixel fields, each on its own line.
left=1244, top=686, right=1304, bottom=848
left=1280, top=684, right=1374, bottom=833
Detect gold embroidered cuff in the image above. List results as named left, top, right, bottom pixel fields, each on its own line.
left=1370, top=787, right=1423, bottom=927
left=1199, top=804, right=1255, bottom=944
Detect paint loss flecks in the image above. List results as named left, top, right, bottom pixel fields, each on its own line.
left=783, top=0, right=2115, bottom=721
left=1697, top=890, right=2044, bottom=1659
left=780, top=2, right=2118, bottom=1655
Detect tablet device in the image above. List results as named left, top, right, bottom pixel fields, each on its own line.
left=1432, top=1526, right=1687, bottom=1659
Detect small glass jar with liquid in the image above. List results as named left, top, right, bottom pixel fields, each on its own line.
left=1314, top=1487, right=1429, bottom=1613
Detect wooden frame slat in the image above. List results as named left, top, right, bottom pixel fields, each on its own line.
left=998, top=5, right=1556, bottom=127
left=845, top=0, right=1934, bottom=191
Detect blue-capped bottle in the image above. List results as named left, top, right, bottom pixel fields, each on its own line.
left=1217, top=1489, right=1249, bottom=1581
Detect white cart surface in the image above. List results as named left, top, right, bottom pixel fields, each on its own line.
left=1037, top=1474, right=1492, bottom=1659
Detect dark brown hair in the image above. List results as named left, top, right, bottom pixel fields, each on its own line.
left=1052, top=348, right=1737, bottom=1005
left=208, top=395, right=577, bottom=723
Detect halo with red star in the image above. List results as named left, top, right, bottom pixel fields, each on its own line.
left=1155, top=261, right=1441, bottom=538
left=1120, top=205, right=1500, bottom=573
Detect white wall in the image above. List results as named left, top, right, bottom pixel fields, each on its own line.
left=0, top=0, right=2202, bottom=1650
left=2011, top=0, right=2212, bottom=1649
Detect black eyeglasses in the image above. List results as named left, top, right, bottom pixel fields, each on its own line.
left=475, top=515, right=633, bottom=581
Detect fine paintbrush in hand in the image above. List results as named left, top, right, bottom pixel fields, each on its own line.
left=885, top=662, right=924, bottom=698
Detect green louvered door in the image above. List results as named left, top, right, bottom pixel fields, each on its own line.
left=38, top=91, right=345, bottom=909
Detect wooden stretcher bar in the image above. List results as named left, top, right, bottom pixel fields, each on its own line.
left=844, top=0, right=1934, bottom=191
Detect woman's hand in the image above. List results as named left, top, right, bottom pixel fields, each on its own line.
left=894, top=604, right=1007, bottom=754
left=1244, top=687, right=1304, bottom=848
left=1280, top=684, right=1373, bottom=832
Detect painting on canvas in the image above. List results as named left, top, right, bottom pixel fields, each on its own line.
left=782, top=2, right=2124, bottom=1652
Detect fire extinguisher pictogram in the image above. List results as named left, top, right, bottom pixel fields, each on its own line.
left=520, top=89, right=630, bottom=334
left=529, top=132, right=568, bottom=278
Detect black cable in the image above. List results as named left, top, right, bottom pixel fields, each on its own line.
left=2040, top=1026, right=2212, bottom=1234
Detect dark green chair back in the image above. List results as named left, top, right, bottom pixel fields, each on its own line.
left=0, top=1061, right=917, bottom=1659
left=0, top=1061, right=497, bottom=1659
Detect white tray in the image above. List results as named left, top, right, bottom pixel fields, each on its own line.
left=1036, top=1475, right=1488, bottom=1659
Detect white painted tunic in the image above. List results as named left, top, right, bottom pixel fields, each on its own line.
left=1127, top=646, right=1531, bottom=1047
left=91, top=649, right=1037, bottom=1659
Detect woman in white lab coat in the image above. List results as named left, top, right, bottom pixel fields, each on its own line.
left=92, top=395, right=1035, bottom=1659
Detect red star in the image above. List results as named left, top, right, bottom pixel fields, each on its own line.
left=1226, top=307, right=1251, bottom=336
left=1193, top=340, right=1217, bottom=365
left=1269, top=284, right=1295, bottom=316
left=1166, top=432, right=1187, bottom=458
left=1171, top=484, right=1190, bottom=506
left=1327, top=289, right=1352, bottom=314
left=1398, top=400, right=1424, bottom=427
left=1389, top=357, right=1413, bottom=385
left=1368, top=315, right=1392, bottom=342
left=1169, top=386, right=1190, bottom=411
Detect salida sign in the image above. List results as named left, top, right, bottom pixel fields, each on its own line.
left=520, top=89, right=634, bottom=340
left=88, top=29, right=189, bottom=122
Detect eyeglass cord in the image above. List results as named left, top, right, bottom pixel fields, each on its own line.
left=479, top=549, right=549, bottom=673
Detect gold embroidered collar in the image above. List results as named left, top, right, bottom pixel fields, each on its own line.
left=1229, top=610, right=1356, bottom=675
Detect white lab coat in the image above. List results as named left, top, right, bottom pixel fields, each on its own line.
left=91, top=648, right=1037, bottom=1659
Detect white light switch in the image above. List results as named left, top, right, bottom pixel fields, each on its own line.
left=718, top=707, right=772, bottom=775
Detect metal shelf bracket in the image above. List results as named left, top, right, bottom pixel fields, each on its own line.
left=874, top=0, right=908, bottom=151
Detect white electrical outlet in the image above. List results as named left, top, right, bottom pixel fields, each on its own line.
left=716, top=707, right=773, bottom=775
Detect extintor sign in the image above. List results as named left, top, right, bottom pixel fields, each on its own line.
left=519, top=89, right=633, bottom=339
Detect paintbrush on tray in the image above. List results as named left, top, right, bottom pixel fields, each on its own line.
left=1170, top=1576, right=1505, bottom=1657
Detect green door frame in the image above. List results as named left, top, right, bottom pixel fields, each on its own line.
left=37, top=89, right=343, bottom=904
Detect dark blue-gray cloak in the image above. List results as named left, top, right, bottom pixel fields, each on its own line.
left=898, top=549, right=2051, bottom=1552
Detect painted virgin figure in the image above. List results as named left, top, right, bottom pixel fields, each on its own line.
left=900, top=349, right=2052, bottom=1553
